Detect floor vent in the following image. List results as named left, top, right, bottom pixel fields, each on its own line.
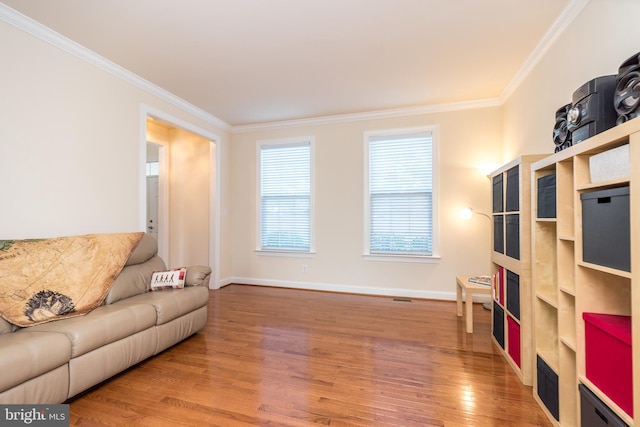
left=393, top=298, right=412, bottom=303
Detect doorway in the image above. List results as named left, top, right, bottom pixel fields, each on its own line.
left=146, top=175, right=159, bottom=241
left=140, top=106, right=220, bottom=289
left=145, top=129, right=168, bottom=263
left=145, top=142, right=161, bottom=243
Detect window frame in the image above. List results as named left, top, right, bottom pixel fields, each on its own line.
left=363, top=126, right=440, bottom=262
left=256, top=136, right=316, bottom=256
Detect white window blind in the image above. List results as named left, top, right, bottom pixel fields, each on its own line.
left=368, top=131, right=433, bottom=255
left=260, top=142, right=311, bottom=251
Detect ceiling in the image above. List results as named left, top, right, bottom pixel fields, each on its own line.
left=3, top=0, right=578, bottom=127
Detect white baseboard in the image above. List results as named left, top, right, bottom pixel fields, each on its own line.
left=216, top=276, right=492, bottom=304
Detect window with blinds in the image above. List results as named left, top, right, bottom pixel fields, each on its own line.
left=259, top=140, right=312, bottom=252
left=366, top=129, right=435, bottom=256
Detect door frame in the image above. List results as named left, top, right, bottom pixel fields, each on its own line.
left=144, top=142, right=167, bottom=260
left=139, top=104, right=222, bottom=289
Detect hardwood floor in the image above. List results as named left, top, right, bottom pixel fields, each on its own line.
left=69, top=285, right=552, bottom=426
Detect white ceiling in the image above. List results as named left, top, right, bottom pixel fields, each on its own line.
left=3, top=0, right=578, bottom=126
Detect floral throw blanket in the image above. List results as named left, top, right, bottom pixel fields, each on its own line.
left=0, top=232, right=143, bottom=327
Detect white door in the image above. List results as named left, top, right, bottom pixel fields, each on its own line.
left=146, top=175, right=159, bottom=241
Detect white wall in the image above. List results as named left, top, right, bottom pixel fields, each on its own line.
left=8, top=0, right=633, bottom=298
left=503, top=0, right=640, bottom=158
left=168, top=128, right=212, bottom=267
left=0, top=18, right=232, bottom=283
left=230, top=107, right=503, bottom=299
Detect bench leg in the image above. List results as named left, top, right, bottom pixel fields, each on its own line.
left=465, top=292, right=474, bottom=333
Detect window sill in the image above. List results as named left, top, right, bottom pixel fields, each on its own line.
left=363, top=254, right=441, bottom=263
left=255, top=249, right=316, bottom=258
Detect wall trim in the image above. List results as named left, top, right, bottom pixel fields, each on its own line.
left=219, top=276, right=486, bottom=303
left=0, top=3, right=231, bottom=132
left=231, top=99, right=502, bottom=133
left=499, top=0, right=591, bottom=103
left=229, top=0, right=590, bottom=133
left=1, top=0, right=588, bottom=135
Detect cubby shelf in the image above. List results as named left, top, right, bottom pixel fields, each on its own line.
left=490, top=155, right=545, bottom=386
left=530, top=117, right=640, bottom=427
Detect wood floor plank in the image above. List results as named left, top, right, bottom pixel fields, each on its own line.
left=69, top=285, right=552, bottom=426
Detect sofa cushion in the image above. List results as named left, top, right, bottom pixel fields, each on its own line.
left=125, top=232, right=158, bottom=266
left=0, top=332, right=71, bottom=393
left=19, top=302, right=157, bottom=358
left=122, top=286, right=209, bottom=325
left=185, top=265, right=212, bottom=286
left=0, top=317, right=17, bottom=335
left=105, top=255, right=166, bottom=305
left=0, top=365, right=69, bottom=404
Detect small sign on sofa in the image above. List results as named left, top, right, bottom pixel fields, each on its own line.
left=149, top=268, right=187, bottom=291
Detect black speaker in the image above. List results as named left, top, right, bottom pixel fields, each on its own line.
left=614, top=52, right=640, bottom=124
left=553, top=103, right=572, bottom=152
left=566, top=75, right=617, bottom=144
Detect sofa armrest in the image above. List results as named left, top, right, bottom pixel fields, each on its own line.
left=184, top=265, right=211, bottom=287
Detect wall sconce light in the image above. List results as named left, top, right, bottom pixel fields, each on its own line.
left=459, top=206, right=492, bottom=311
left=459, top=207, right=491, bottom=220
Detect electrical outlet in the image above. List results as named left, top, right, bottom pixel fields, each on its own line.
left=302, top=264, right=308, bottom=273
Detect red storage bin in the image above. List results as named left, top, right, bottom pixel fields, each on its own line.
left=583, top=312, right=632, bottom=417
left=507, top=316, right=521, bottom=368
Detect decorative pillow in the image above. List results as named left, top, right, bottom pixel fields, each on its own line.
left=149, top=268, right=187, bottom=291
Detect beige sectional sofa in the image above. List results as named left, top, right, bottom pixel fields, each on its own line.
left=0, top=233, right=210, bottom=404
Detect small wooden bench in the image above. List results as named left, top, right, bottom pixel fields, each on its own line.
left=456, top=276, right=492, bottom=333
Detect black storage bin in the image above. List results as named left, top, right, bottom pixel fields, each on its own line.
left=506, top=270, right=520, bottom=320
left=505, top=214, right=520, bottom=259
left=494, top=215, right=504, bottom=253
left=581, top=186, right=630, bottom=272
left=537, top=355, right=559, bottom=421
left=505, top=166, right=519, bottom=212
left=493, top=301, right=504, bottom=348
left=537, top=173, right=557, bottom=218
left=493, top=174, right=503, bottom=213
left=579, top=384, right=628, bottom=427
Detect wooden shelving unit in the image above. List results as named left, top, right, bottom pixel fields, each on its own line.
left=531, top=117, right=640, bottom=426
left=489, top=155, right=545, bottom=386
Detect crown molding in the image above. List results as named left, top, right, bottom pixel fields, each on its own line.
left=231, top=0, right=590, bottom=133
left=0, top=3, right=231, bottom=132
left=231, top=98, right=502, bottom=133
left=1, top=0, right=589, bottom=134
left=499, top=0, right=590, bottom=103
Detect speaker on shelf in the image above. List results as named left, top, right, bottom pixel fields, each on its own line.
left=566, top=75, right=617, bottom=145
left=553, top=103, right=572, bottom=152
left=614, top=52, right=640, bottom=125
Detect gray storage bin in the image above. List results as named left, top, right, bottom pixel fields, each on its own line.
left=537, top=355, right=559, bottom=421
left=537, top=173, right=556, bottom=218
left=581, top=186, right=630, bottom=272
left=579, top=383, right=628, bottom=427
left=492, top=174, right=503, bottom=213
left=505, top=166, right=519, bottom=212
left=494, top=215, right=504, bottom=253
left=505, top=214, right=520, bottom=259
left=493, top=301, right=504, bottom=349
left=506, top=270, right=520, bottom=320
